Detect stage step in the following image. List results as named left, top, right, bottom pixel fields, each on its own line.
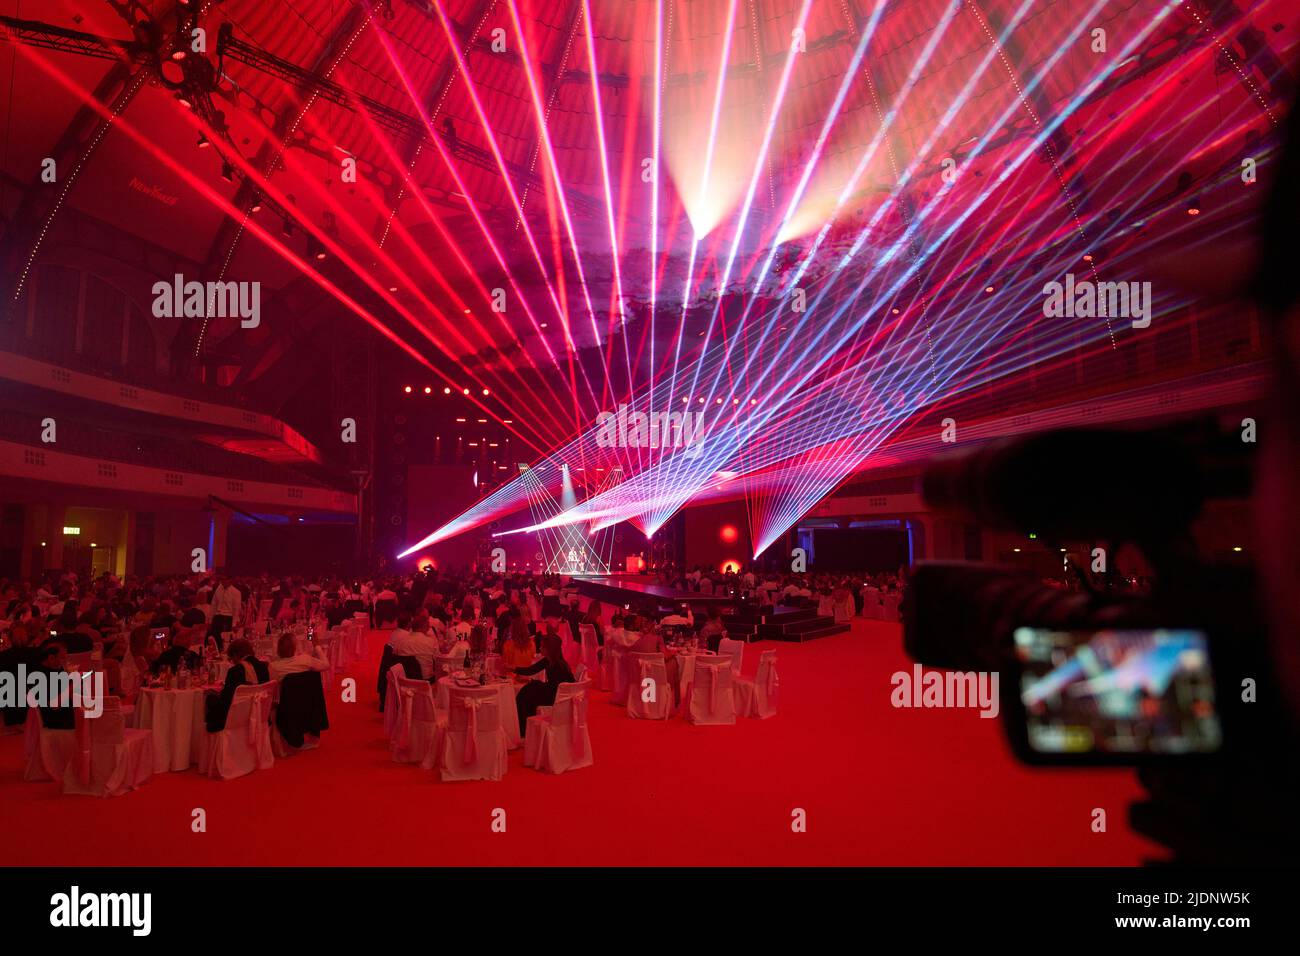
left=755, top=612, right=847, bottom=642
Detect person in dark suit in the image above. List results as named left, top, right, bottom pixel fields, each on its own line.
left=204, top=638, right=270, bottom=732
left=0, top=624, right=45, bottom=729
left=511, top=633, right=574, bottom=736
left=151, top=629, right=201, bottom=676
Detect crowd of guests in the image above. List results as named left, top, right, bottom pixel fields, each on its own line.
left=1, top=561, right=906, bottom=738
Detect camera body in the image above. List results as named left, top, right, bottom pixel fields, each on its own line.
left=904, top=423, right=1279, bottom=763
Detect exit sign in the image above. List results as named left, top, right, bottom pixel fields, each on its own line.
left=62, top=527, right=80, bottom=535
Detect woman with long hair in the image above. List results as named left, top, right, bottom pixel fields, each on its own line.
left=511, top=632, right=574, bottom=735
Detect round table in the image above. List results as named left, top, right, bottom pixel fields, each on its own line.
left=436, top=676, right=521, bottom=750
left=134, top=685, right=216, bottom=772
left=665, top=648, right=719, bottom=698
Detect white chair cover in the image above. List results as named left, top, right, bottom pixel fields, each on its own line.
left=833, top=598, right=855, bottom=624
left=625, top=653, right=672, bottom=720
left=717, top=638, right=745, bottom=677
left=382, top=662, right=406, bottom=740
left=684, top=658, right=736, bottom=725
left=603, top=642, right=629, bottom=698
left=22, top=707, right=77, bottom=782
left=63, top=696, right=153, bottom=797
left=578, top=624, right=600, bottom=675
left=882, top=593, right=901, bottom=621
left=391, top=677, right=440, bottom=765
left=434, top=685, right=507, bottom=781
left=200, top=682, right=275, bottom=780
left=733, top=649, right=779, bottom=719
left=534, top=680, right=594, bottom=774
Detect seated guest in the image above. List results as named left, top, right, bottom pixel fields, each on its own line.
left=31, top=640, right=75, bottom=730
left=390, top=612, right=440, bottom=679
left=57, top=626, right=94, bottom=653
left=562, top=598, right=584, bottom=642
left=323, top=597, right=348, bottom=628
left=204, top=639, right=270, bottom=732
left=179, top=599, right=207, bottom=629
left=582, top=600, right=605, bottom=646
left=501, top=618, right=536, bottom=671
left=0, top=624, right=44, bottom=730
left=129, top=625, right=161, bottom=677
left=698, top=605, right=727, bottom=652
left=269, top=632, right=330, bottom=681
left=511, top=633, right=574, bottom=736
left=149, top=601, right=178, bottom=630
left=605, top=615, right=629, bottom=648
left=151, top=629, right=201, bottom=676
left=274, top=598, right=299, bottom=625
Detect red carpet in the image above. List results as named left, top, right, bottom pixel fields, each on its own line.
left=0, top=620, right=1164, bottom=866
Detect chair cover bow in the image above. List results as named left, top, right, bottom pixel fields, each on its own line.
left=461, top=695, right=483, bottom=763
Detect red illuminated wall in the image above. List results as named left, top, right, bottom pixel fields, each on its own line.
left=682, top=499, right=752, bottom=573
left=404, top=465, right=482, bottom=571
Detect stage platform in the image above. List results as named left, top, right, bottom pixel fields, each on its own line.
left=571, top=575, right=733, bottom=611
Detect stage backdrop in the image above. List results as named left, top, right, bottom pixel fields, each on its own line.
left=404, top=464, right=483, bottom=571
left=682, top=499, right=753, bottom=574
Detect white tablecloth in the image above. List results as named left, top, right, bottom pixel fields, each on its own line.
left=436, top=676, right=520, bottom=750
left=134, top=686, right=209, bottom=772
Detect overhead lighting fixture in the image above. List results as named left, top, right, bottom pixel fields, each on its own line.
left=403, top=386, right=412, bottom=394
left=220, top=161, right=235, bottom=183
left=1186, top=198, right=1201, bottom=216
left=443, top=387, right=452, bottom=395
left=250, top=197, right=263, bottom=213
left=423, top=386, right=432, bottom=394
left=196, top=132, right=210, bottom=148
left=482, top=388, right=490, bottom=396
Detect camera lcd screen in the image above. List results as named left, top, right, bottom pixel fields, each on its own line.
left=1012, top=628, right=1222, bottom=755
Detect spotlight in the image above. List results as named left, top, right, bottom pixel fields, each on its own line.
left=404, top=385, right=412, bottom=393
left=984, top=286, right=994, bottom=294
left=1186, top=197, right=1201, bottom=216
left=250, top=197, right=263, bottom=213
left=175, top=93, right=192, bottom=109
left=388, top=286, right=398, bottom=293
left=196, top=132, right=210, bottom=148
left=482, top=388, right=490, bottom=396
left=715, top=398, right=723, bottom=405
left=750, top=399, right=757, bottom=405
left=443, top=387, right=452, bottom=395
left=681, top=397, right=688, bottom=405
left=698, top=397, right=705, bottom=404
left=462, top=388, right=470, bottom=396
left=282, top=217, right=294, bottom=237
left=220, top=161, right=235, bottom=183
left=171, top=49, right=186, bottom=62
left=307, top=236, right=326, bottom=260
left=1082, top=253, right=1093, bottom=262
left=423, top=386, right=432, bottom=394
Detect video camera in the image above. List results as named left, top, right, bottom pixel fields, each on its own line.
left=903, top=418, right=1280, bottom=764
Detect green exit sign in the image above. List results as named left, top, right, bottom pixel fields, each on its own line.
left=63, top=526, right=81, bottom=535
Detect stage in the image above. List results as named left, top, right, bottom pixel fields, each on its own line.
left=570, top=575, right=733, bottom=612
